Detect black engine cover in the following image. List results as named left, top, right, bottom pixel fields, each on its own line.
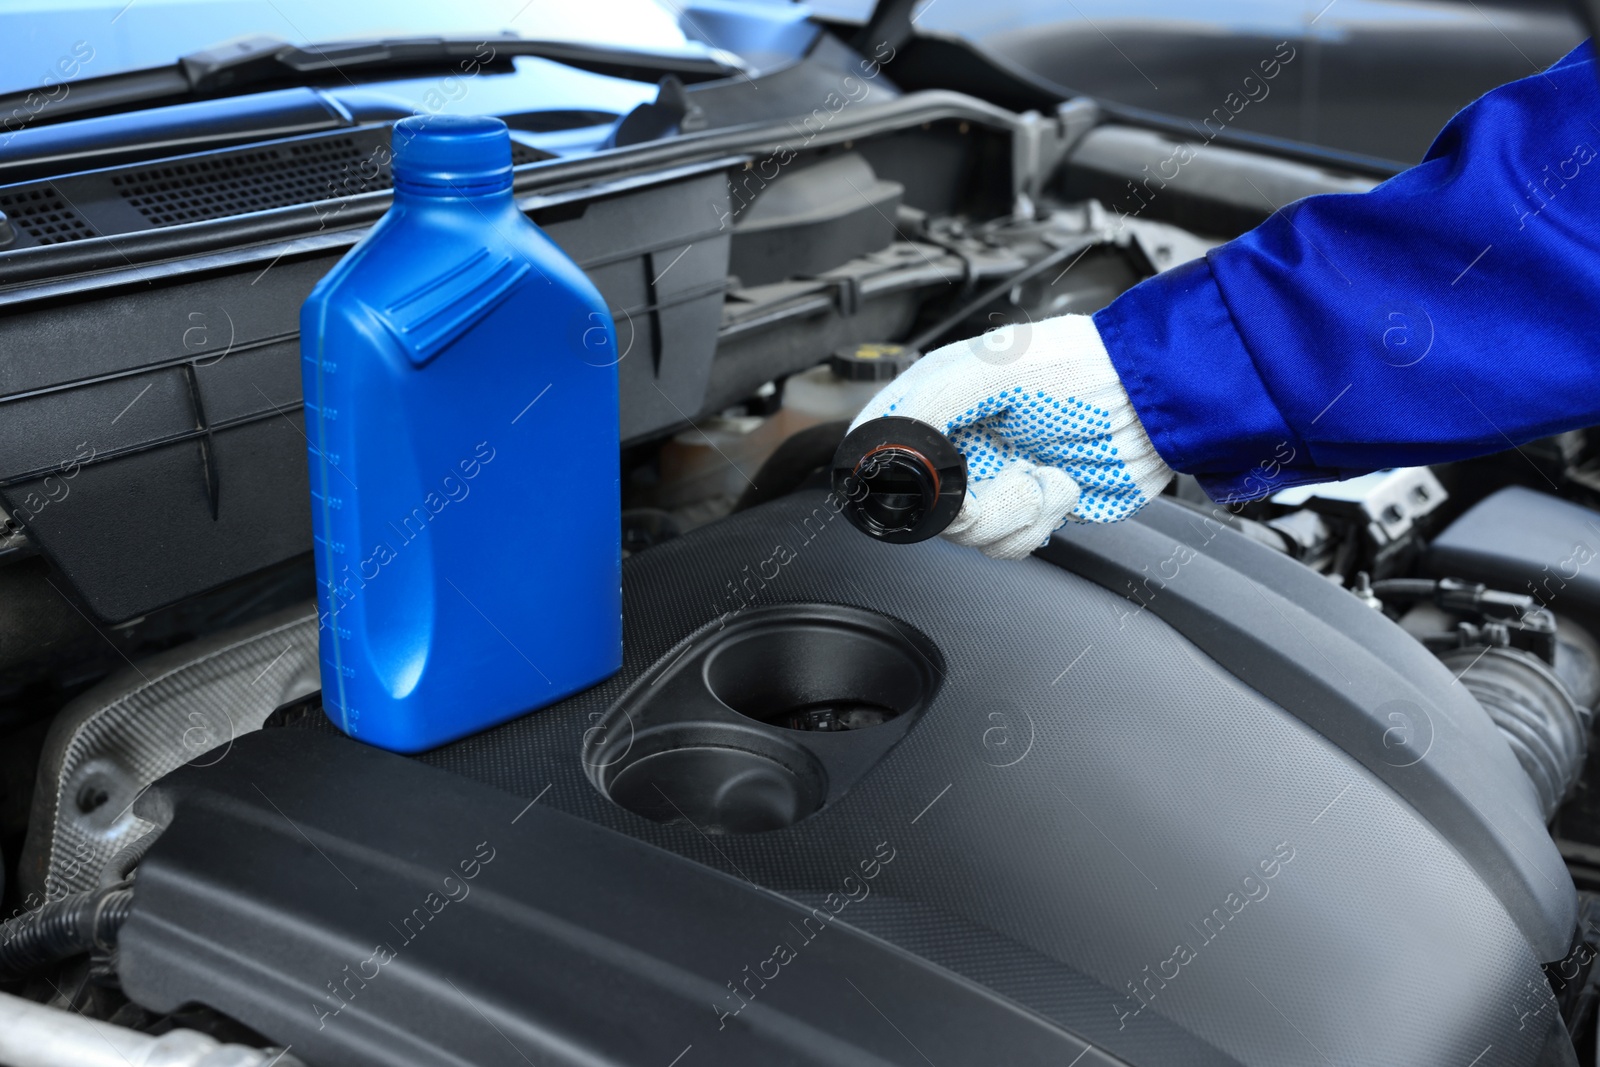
left=119, top=492, right=1576, bottom=1066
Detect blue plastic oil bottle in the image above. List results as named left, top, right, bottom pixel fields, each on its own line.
left=300, top=115, right=621, bottom=752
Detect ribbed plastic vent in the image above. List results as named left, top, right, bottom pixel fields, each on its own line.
left=114, top=136, right=388, bottom=226
left=0, top=129, right=556, bottom=250
left=113, top=135, right=552, bottom=227
left=0, top=187, right=96, bottom=244
left=509, top=144, right=544, bottom=165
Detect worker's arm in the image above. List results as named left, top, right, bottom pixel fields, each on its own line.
left=1095, top=39, right=1599, bottom=503
left=855, top=41, right=1598, bottom=558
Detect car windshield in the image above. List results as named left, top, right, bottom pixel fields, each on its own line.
left=0, top=0, right=692, bottom=97
left=2, top=0, right=1589, bottom=164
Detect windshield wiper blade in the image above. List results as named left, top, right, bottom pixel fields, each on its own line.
left=0, top=34, right=746, bottom=131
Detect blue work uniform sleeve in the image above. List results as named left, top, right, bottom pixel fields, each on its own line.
left=1092, top=41, right=1599, bottom=504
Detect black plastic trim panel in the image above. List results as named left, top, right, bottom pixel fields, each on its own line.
left=0, top=91, right=1019, bottom=288
left=119, top=729, right=1119, bottom=1067
left=1042, top=501, right=1575, bottom=961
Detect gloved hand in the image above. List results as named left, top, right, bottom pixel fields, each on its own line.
left=850, top=314, right=1173, bottom=559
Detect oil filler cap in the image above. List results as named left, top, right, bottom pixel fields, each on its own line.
left=832, top=416, right=967, bottom=544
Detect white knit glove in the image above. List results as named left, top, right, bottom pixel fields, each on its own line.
left=850, top=314, right=1173, bottom=560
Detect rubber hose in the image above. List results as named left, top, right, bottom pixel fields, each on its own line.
left=1367, top=578, right=1440, bottom=601
left=1440, top=645, right=1587, bottom=820
left=0, top=885, right=133, bottom=981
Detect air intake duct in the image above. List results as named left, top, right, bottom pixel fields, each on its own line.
left=1439, top=645, right=1588, bottom=820
left=1378, top=576, right=1594, bottom=820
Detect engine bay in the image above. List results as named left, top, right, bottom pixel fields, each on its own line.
left=3, top=10, right=1600, bottom=1067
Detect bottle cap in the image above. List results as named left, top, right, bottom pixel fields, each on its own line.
left=391, top=115, right=514, bottom=196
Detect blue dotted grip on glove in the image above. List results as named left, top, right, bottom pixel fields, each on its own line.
left=934, top=387, right=1149, bottom=524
